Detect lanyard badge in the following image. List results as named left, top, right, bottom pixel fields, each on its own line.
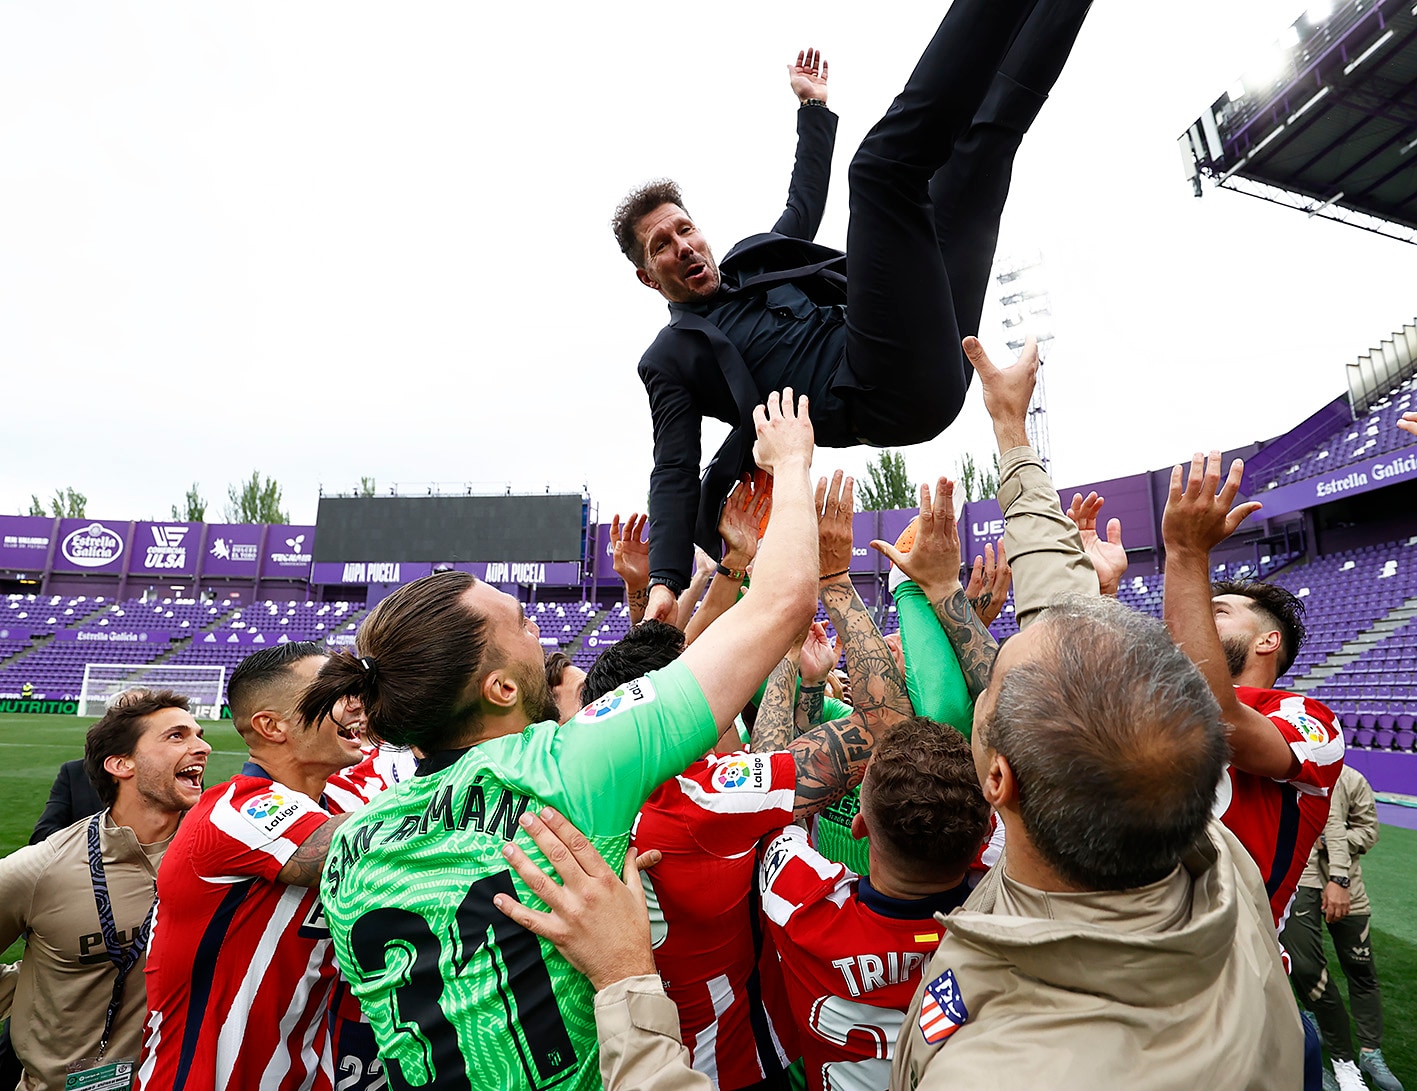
left=84, top=813, right=157, bottom=1062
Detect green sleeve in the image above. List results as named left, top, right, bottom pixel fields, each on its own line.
left=821, top=696, right=852, bottom=723
left=893, top=580, right=974, bottom=737
left=553, top=660, right=718, bottom=832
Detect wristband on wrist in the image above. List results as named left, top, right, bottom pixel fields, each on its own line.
left=800, top=681, right=826, bottom=691
left=716, top=563, right=746, bottom=581
left=819, top=567, right=850, bottom=580
left=801, top=98, right=828, bottom=109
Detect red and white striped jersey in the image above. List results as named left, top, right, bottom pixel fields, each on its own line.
left=632, top=751, right=797, bottom=1091
left=321, top=745, right=417, bottom=814
left=1219, top=688, right=1345, bottom=930
left=758, top=824, right=970, bottom=1091
left=139, top=770, right=339, bottom=1091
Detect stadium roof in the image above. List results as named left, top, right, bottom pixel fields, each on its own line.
left=1180, top=0, right=1417, bottom=243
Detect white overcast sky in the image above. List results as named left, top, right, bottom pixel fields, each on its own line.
left=1, top=1, right=1412, bottom=524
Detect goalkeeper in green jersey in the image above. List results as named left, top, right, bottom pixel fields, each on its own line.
left=296, top=389, right=822, bottom=1091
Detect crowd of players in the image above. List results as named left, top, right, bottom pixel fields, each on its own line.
left=0, top=346, right=1407, bottom=1091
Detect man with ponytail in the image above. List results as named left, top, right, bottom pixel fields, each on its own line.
left=304, top=388, right=820, bottom=1091
left=139, top=641, right=363, bottom=1091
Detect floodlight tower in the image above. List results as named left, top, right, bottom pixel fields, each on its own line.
left=993, top=251, right=1055, bottom=469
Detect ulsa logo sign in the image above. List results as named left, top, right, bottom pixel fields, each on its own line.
left=60, top=523, right=124, bottom=568
left=144, top=526, right=189, bottom=569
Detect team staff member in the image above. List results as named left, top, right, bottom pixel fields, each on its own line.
left=139, top=642, right=362, bottom=1091
left=301, top=389, right=820, bottom=1091
left=0, top=690, right=210, bottom=1091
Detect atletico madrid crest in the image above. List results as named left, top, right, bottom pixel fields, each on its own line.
left=918, top=968, right=968, bottom=1045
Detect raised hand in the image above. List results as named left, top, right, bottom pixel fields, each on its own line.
left=609, top=512, right=650, bottom=592
left=719, top=475, right=771, bottom=567
left=963, top=540, right=1011, bottom=625
left=1400, top=411, right=1417, bottom=437
left=1065, top=492, right=1127, bottom=597
left=868, top=477, right=963, bottom=603
left=815, top=470, right=854, bottom=580
left=964, top=336, right=1037, bottom=450
left=752, top=388, right=814, bottom=476
left=798, top=621, right=839, bottom=685
left=1162, top=451, right=1263, bottom=557
left=787, top=46, right=829, bottom=104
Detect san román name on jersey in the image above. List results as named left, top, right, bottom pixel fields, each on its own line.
left=325, top=776, right=533, bottom=898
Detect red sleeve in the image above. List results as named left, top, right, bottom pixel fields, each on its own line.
left=1239, top=689, right=1345, bottom=795
left=189, top=777, right=330, bottom=882
left=675, top=752, right=798, bottom=856
left=758, top=824, right=852, bottom=933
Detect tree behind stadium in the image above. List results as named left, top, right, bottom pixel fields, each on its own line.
left=172, top=482, right=208, bottom=521
left=858, top=450, right=914, bottom=511
left=29, top=487, right=86, bottom=518
left=224, top=472, right=289, bottom=523
left=957, top=452, right=1001, bottom=502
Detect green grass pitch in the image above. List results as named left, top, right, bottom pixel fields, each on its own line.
left=0, top=711, right=1413, bottom=1080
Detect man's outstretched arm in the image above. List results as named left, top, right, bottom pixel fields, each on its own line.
left=771, top=48, right=838, bottom=241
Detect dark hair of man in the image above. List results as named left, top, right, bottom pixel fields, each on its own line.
left=985, top=595, right=1229, bottom=891
left=1211, top=579, right=1307, bottom=678
left=84, top=688, right=192, bottom=808
left=544, top=651, right=573, bottom=691
left=860, top=717, right=990, bottom=881
left=611, top=179, right=688, bottom=267
left=227, top=641, right=326, bottom=726
left=297, top=571, right=487, bottom=752
left=581, top=620, right=686, bottom=706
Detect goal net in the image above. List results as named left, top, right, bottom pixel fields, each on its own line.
left=78, top=663, right=227, bottom=720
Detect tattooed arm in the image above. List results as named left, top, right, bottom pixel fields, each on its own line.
left=796, top=683, right=826, bottom=731
left=751, top=657, right=799, bottom=753
left=931, top=587, right=999, bottom=701
left=276, top=812, right=353, bottom=888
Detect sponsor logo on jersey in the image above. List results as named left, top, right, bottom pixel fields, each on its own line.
left=60, top=522, right=124, bottom=568
left=1283, top=710, right=1330, bottom=746
left=760, top=832, right=797, bottom=888
left=711, top=754, right=768, bottom=793
left=918, top=968, right=968, bottom=1045
left=576, top=676, right=657, bottom=723
left=242, top=790, right=304, bottom=837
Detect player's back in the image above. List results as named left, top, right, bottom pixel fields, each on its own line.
left=140, top=773, right=338, bottom=1091
left=322, top=663, right=721, bottom=1091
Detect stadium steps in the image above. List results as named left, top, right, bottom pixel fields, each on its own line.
left=565, top=607, right=612, bottom=661
left=1294, top=593, right=1417, bottom=693
left=146, top=637, right=194, bottom=668
left=0, top=632, right=55, bottom=671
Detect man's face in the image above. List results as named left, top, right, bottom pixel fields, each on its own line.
left=634, top=203, right=720, bottom=303
left=129, top=706, right=212, bottom=814
left=461, top=583, right=560, bottom=723
left=1211, top=594, right=1268, bottom=678
left=551, top=663, right=587, bottom=724
left=284, top=655, right=365, bottom=771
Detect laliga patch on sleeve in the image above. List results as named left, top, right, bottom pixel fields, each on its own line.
left=919, top=968, right=968, bottom=1045
left=710, top=754, right=770, bottom=793
left=575, top=675, right=657, bottom=724
left=1279, top=710, right=1331, bottom=746
left=240, top=788, right=312, bottom=840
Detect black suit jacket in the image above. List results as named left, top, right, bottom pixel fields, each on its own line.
left=638, top=105, right=849, bottom=589
left=30, top=758, right=105, bottom=844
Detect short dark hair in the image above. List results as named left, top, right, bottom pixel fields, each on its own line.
left=297, top=571, right=489, bottom=751
left=582, top=620, right=686, bottom=705
left=985, top=595, right=1228, bottom=891
left=85, top=688, right=191, bottom=807
left=611, top=179, right=688, bottom=267
left=544, top=651, right=574, bottom=690
left=1211, top=579, right=1307, bottom=678
left=861, top=718, right=990, bottom=881
left=227, top=641, right=326, bottom=726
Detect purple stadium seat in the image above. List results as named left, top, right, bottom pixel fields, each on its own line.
left=1355, top=727, right=1376, bottom=748
left=1374, top=727, right=1396, bottom=749
left=1378, top=713, right=1396, bottom=730
left=1343, top=725, right=1359, bottom=747
left=1359, top=713, right=1378, bottom=730
left=1394, top=729, right=1416, bottom=751
left=1398, top=714, right=1415, bottom=732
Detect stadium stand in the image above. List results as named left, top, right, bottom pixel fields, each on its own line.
left=1255, top=378, right=1417, bottom=492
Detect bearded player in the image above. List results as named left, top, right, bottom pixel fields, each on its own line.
left=299, top=390, right=820, bottom=1090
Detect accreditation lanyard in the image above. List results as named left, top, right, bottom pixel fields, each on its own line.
left=86, top=814, right=157, bottom=1061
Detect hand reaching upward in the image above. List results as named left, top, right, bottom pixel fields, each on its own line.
left=609, top=513, right=649, bottom=593
left=1065, top=492, right=1127, bottom=597
left=788, top=47, right=829, bottom=104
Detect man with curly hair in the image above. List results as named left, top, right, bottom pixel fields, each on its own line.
left=613, top=0, right=1095, bottom=622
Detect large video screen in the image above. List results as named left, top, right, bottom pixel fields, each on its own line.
left=313, top=495, right=582, bottom=563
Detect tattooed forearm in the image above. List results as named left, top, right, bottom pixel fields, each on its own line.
left=789, top=713, right=875, bottom=819
left=820, top=580, right=912, bottom=725
left=968, top=590, right=993, bottom=621
left=277, top=812, right=352, bottom=888
left=933, top=588, right=999, bottom=701
left=627, top=586, right=650, bottom=626
left=795, top=683, right=826, bottom=732
left=751, top=658, right=799, bottom=754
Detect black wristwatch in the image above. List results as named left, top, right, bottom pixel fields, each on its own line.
left=1330, top=874, right=1351, bottom=889
left=801, top=98, right=828, bottom=109
left=648, top=576, right=683, bottom=596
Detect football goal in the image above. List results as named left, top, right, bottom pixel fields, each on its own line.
left=78, top=663, right=227, bottom=720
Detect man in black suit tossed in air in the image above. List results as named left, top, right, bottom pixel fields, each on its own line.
left=614, top=0, right=1094, bottom=622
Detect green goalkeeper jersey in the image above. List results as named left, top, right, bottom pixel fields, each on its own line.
left=321, top=661, right=718, bottom=1091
